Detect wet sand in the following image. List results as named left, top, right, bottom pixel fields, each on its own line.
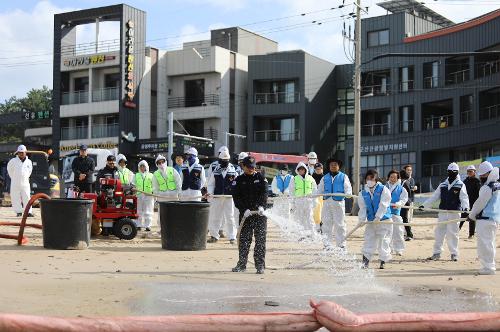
left=0, top=207, right=498, bottom=317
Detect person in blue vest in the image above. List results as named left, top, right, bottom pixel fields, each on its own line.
left=133, top=160, right=155, bottom=231
left=385, top=170, right=408, bottom=256
left=315, top=158, right=352, bottom=249
left=180, top=147, right=206, bottom=201
left=421, top=162, right=469, bottom=262
left=358, top=169, right=392, bottom=269
left=467, top=161, right=499, bottom=275
left=271, top=164, right=293, bottom=221
left=206, top=150, right=238, bottom=244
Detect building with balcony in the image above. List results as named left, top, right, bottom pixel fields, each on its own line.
left=343, top=0, right=500, bottom=190
left=247, top=50, right=351, bottom=157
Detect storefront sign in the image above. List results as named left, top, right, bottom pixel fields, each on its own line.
left=139, top=137, right=215, bottom=156
left=124, top=20, right=136, bottom=108
left=361, top=143, right=408, bottom=153
left=63, top=54, right=116, bottom=67
left=23, top=109, right=51, bottom=120
left=60, top=142, right=117, bottom=153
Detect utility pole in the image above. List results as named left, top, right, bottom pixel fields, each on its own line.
left=168, top=112, right=174, bottom=167
left=353, top=0, right=362, bottom=194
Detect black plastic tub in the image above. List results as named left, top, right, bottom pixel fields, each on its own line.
left=159, top=201, right=210, bottom=250
left=40, top=198, right=93, bottom=250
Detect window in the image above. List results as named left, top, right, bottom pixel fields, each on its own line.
left=184, top=79, right=205, bottom=107
left=399, top=105, right=414, bottom=133
left=423, top=62, right=439, bottom=88
left=359, top=152, right=416, bottom=180
left=399, top=66, right=414, bottom=92
left=460, top=95, right=473, bottom=124
left=104, top=73, right=120, bottom=88
left=367, top=29, right=389, bottom=47
left=74, top=77, right=89, bottom=92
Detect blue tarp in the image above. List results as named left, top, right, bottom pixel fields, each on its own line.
left=486, top=156, right=500, bottom=168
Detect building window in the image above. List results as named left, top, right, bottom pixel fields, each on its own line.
left=422, top=99, right=453, bottom=130
left=399, top=66, right=414, bottom=92
left=367, top=29, right=389, bottom=47
left=445, top=57, right=470, bottom=85
left=460, top=95, right=473, bottom=124
left=184, top=79, right=205, bottom=107
left=423, top=61, right=439, bottom=89
left=254, top=79, right=300, bottom=104
left=74, top=77, right=89, bottom=92
left=361, top=70, right=391, bottom=96
left=360, top=152, right=416, bottom=181
left=399, top=105, right=414, bottom=132
left=253, top=116, right=299, bottom=142
left=362, top=109, right=391, bottom=136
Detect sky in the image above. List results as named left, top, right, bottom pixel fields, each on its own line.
left=0, top=0, right=498, bottom=101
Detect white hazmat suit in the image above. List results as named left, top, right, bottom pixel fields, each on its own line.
left=386, top=180, right=408, bottom=255
left=133, top=160, right=155, bottom=229
left=288, top=162, right=317, bottom=235
left=180, top=148, right=206, bottom=201
left=152, top=155, right=182, bottom=228
left=7, top=146, right=33, bottom=215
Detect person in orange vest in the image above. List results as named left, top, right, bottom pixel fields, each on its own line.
left=133, top=160, right=155, bottom=231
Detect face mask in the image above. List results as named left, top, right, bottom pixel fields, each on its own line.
left=366, top=180, right=376, bottom=188
left=219, top=160, right=229, bottom=168
left=480, top=177, right=488, bottom=185
left=158, top=163, right=166, bottom=170
left=280, top=170, right=288, bottom=176
left=117, top=165, right=124, bottom=171
left=187, top=155, right=196, bottom=165
left=309, top=159, right=317, bottom=165
left=447, top=170, right=458, bottom=182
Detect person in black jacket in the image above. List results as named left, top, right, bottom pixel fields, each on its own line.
left=71, top=145, right=95, bottom=193
left=95, top=155, right=119, bottom=191
left=231, top=156, right=268, bottom=274
left=400, top=169, right=414, bottom=240
left=459, top=165, right=481, bottom=238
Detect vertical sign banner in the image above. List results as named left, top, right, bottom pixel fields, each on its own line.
left=124, top=20, right=136, bottom=108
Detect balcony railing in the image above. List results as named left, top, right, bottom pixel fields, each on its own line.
left=204, top=128, right=218, bottom=140
left=61, top=126, right=88, bottom=140
left=399, top=120, right=414, bottom=133
left=253, top=92, right=300, bottom=104
left=168, top=94, right=220, bottom=108
left=91, top=123, right=119, bottom=138
left=446, top=69, right=470, bottom=85
left=362, top=123, right=390, bottom=136
left=480, top=104, right=500, bottom=121
left=92, top=87, right=119, bottom=102
left=460, top=110, right=473, bottom=124
left=361, top=84, right=390, bottom=97
left=477, top=59, right=500, bottom=78
left=424, top=114, right=453, bottom=130
left=61, top=90, right=89, bottom=105
left=253, top=130, right=300, bottom=142
left=423, top=76, right=439, bottom=89
left=399, top=80, right=414, bottom=92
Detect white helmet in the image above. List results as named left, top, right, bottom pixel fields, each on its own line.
left=155, top=154, right=166, bottom=164
left=466, top=165, right=476, bottom=171
left=307, top=151, right=317, bottom=159
left=117, top=154, right=127, bottom=163
left=477, top=161, right=494, bottom=176
left=447, top=162, right=459, bottom=171
left=218, top=146, right=229, bottom=155
left=238, top=152, right=249, bottom=161
left=186, top=147, right=198, bottom=157
left=219, top=150, right=231, bottom=160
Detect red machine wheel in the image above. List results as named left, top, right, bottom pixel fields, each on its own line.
left=113, top=218, right=137, bottom=240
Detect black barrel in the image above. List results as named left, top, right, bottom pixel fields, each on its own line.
left=40, top=199, right=93, bottom=250
left=159, top=201, right=210, bottom=250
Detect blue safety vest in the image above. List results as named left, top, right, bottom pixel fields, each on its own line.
left=438, top=179, right=464, bottom=211
left=362, top=183, right=392, bottom=222
left=480, top=181, right=500, bottom=221
left=387, top=183, right=403, bottom=216
left=275, top=174, right=292, bottom=193
left=323, top=172, right=346, bottom=201
left=213, top=164, right=238, bottom=195
left=181, top=164, right=204, bottom=190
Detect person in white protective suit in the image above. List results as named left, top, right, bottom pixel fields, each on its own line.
left=358, top=169, right=393, bottom=269
left=421, top=162, right=469, bottom=261
left=315, top=158, right=352, bottom=249
left=152, top=155, right=182, bottom=228
left=288, top=162, right=317, bottom=236
left=133, top=160, right=155, bottom=231
left=271, top=164, right=293, bottom=220
left=385, top=169, right=408, bottom=256
left=307, top=151, right=318, bottom=175
left=116, top=154, right=134, bottom=185
left=205, top=146, right=230, bottom=238
left=235, top=152, right=248, bottom=176
left=206, top=150, right=238, bottom=244
left=7, top=145, right=33, bottom=217
left=180, top=147, right=206, bottom=201
left=467, top=161, right=499, bottom=275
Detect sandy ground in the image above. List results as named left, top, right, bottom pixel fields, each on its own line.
left=0, top=206, right=499, bottom=318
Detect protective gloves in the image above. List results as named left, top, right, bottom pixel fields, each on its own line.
left=258, top=206, right=265, bottom=216
left=243, top=209, right=252, bottom=219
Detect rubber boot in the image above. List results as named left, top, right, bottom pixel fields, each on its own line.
left=362, top=255, right=369, bottom=268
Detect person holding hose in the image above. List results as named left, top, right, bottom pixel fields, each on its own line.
left=459, top=165, right=481, bottom=239
left=421, top=162, right=469, bottom=262
left=358, top=169, right=392, bottom=269
left=385, top=170, right=408, bottom=256
left=315, top=158, right=352, bottom=249
left=134, top=160, right=155, bottom=231
left=231, top=156, right=268, bottom=274
left=180, top=147, right=206, bottom=201
left=288, top=162, right=317, bottom=236
left=467, top=161, right=499, bottom=275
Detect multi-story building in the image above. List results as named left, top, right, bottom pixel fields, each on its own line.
left=247, top=50, right=351, bottom=158
left=343, top=0, right=500, bottom=190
